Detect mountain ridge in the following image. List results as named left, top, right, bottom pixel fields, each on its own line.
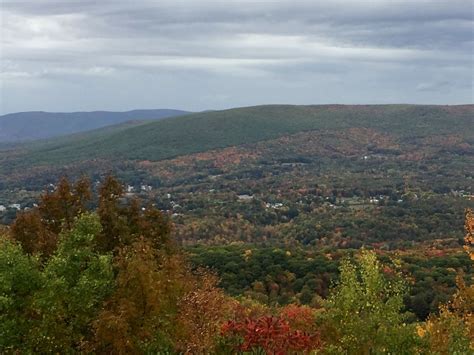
left=0, top=109, right=190, bottom=142
left=0, top=104, right=472, bottom=172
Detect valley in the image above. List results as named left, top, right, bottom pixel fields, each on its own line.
left=0, top=105, right=472, bottom=321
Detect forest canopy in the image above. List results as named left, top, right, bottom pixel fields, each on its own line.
left=1, top=176, right=472, bottom=353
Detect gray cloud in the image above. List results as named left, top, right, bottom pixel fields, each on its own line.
left=1, top=0, right=472, bottom=114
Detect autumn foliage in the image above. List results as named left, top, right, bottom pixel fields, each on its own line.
left=221, top=315, right=321, bottom=354
left=91, top=238, right=184, bottom=353
left=174, top=272, right=236, bottom=353
left=10, top=175, right=171, bottom=257
left=1, top=175, right=473, bottom=354
left=464, top=208, right=474, bottom=261
left=11, top=176, right=91, bottom=257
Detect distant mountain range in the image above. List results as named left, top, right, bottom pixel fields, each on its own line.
left=0, top=109, right=190, bottom=143
left=5, top=104, right=471, bottom=166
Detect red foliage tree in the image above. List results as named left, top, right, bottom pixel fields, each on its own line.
left=221, top=315, right=321, bottom=354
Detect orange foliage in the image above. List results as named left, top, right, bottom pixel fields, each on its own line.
left=91, top=238, right=188, bottom=353
left=96, top=175, right=171, bottom=252
left=39, top=176, right=91, bottom=233
left=10, top=176, right=91, bottom=256
left=10, top=209, right=57, bottom=257
left=175, top=272, right=237, bottom=353
left=91, top=238, right=232, bottom=353
left=464, top=208, right=474, bottom=261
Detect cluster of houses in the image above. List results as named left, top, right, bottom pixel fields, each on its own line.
left=452, top=190, right=473, bottom=199
left=0, top=203, right=37, bottom=213
left=265, top=202, right=284, bottom=209
left=0, top=204, right=20, bottom=212
left=237, top=194, right=286, bottom=210
left=126, top=184, right=154, bottom=193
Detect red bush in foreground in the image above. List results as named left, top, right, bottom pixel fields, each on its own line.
left=221, top=315, right=321, bottom=354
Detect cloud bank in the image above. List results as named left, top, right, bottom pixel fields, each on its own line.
left=1, top=0, right=472, bottom=113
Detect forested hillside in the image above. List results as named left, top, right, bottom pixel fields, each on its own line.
left=1, top=176, right=472, bottom=353
left=1, top=104, right=472, bottom=165
left=1, top=105, right=472, bottom=250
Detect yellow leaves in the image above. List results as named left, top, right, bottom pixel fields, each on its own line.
left=243, top=249, right=252, bottom=261
left=465, top=245, right=474, bottom=261
left=175, top=272, right=236, bottom=353
left=422, top=268, right=474, bottom=353
left=465, top=209, right=474, bottom=261
left=416, top=324, right=427, bottom=338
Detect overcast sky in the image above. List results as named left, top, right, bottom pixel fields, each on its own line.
left=0, top=0, right=472, bottom=114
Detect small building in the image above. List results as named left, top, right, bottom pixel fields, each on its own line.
left=141, top=185, right=153, bottom=192
left=265, top=202, right=284, bottom=209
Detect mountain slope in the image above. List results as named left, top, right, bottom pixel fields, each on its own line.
left=0, top=109, right=190, bottom=142
left=4, top=104, right=473, bottom=166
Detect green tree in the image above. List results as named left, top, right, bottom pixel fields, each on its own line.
left=0, top=236, right=42, bottom=351
left=29, top=213, right=114, bottom=352
left=320, top=250, right=420, bottom=354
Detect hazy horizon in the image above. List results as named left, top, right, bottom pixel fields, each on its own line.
left=2, top=102, right=474, bottom=117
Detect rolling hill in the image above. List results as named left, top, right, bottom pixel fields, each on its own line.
left=6, top=104, right=473, bottom=166
left=0, top=109, right=190, bottom=143
left=0, top=103, right=472, bottom=252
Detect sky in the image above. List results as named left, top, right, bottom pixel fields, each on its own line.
left=0, top=0, right=472, bottom=114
